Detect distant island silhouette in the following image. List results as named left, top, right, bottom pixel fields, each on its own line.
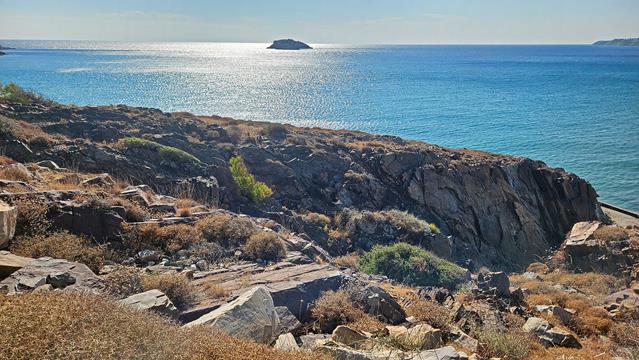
left=267, top=39, right=312, bottom=50
left=594, top=37, right=639, bottom=46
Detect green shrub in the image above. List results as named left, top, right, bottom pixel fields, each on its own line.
left=229, top=155, right=272, bottom=203
left=358, top=243, right=466, bottom=289
left=241, top=232, right=286, bottom=262
left=116, top=137, right=201, bottom=167
left=0, top=82, right=49, bottom=104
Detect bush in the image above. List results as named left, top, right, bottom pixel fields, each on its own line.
left=103, top=266, right=144, bottom=298
left=0, top=292, right=324, bottom=360
left=141, top=272, right=199, bottom=309
left=358, top=243, right=466, bottom=289
left=593, top=226, right=630, bottom=242
left=0, top=166, right=31, bottom=182
left=405, top=299, right=451, bottom=330
left=116, top=137, right=202, bottom=167
left=196, top=214, right=257, bottom=248
left=475, top=330, right=534, bottom=360
left=0, top=82, right=49, bottom=104
left=229, top=155, right=272, bottom=203
left=121, top=223, right=204, bottom=255
left=10, top=231, right=106, bottom=273
left=311, top=290, right=383, bottom=333
left=241, top=232, right=286, bottom=262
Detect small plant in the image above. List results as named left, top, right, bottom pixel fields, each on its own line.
left=405, top=299, right=451, bottom=330
left=196, top=214, right=257, bottom=248
left=310, top=290, right=383, bottom=333
left=0, top=82, right=50, bottom=104
left=116, top=137, right=202, bottom=167
left=358, top=243, right=467, bottom=289
left=103, top=266, right=144, bottom=298
left=141, top=272, right=198, bottom=309
left=229, top=155, right=273, bottom=203
left=332, top=253, right=360, bottom=269
left=10, top=197, right=51, bottom=236
left=241, top=232, right=286, bottom=262
left=474, top=330, right=533, bottom=360
left=177, top=207, right=192, bottom=217
left=0, top=166, right=31, bottom=182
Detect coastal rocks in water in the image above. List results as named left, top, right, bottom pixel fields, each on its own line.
left=0, top=257, right=105, bottom=294
left=184, top=286, right=280, bottom=344
left=120, top=289, right=179, bottom=318
left=0, top=201, right=18, bottom=249
left=523, top=317, right=581, bottom=348
left=267, top=39, right=312, bottom=50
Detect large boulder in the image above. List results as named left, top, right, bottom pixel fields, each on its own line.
left=350, top=285, right=406, bottom=324
left=0, top=251, right=33, bottom=279
left=523, top=317, right=581, bottom=348
left=477, top=271, right=511, bottom=297
left=0, top=201, right=17, bottom=249
left=184, top=286, right=280, bottom=344
left=387, top=324, right=442, bottom=350
left=0, top=257, right=104, bottom=294
left=120, top=289, right=179, bottom=318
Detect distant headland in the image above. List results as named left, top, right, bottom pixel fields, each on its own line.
left=267, top=39, right=312, bottom=50
left=593, top=37, right=639, bottom=46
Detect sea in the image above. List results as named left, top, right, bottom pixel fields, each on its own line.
left=0, top=41, right=637, bottom=211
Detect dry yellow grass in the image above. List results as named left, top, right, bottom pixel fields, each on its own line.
left=404, top=298, right=451, bottom=330
left=241, top=232, right=286, bottom=262
left=0, top=166, right=31, bottom=182
left=0, top=291, right=326, bottom=360
left=0, top=155, right=16, bottom=165
left=332, top=253, right=360, bottom=269
left=141, top=272, right=199, bottom=309
left=311, top=290, right=384, bottom=333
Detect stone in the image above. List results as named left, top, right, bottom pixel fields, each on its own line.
left=184, top=286, right=280, bottom=344
left=316, top=343, right=466, bottom=360
left=275, top=306, right=303, bottom=335
left=0, top=201, right=17, bottom=249
left=417, top=286, right=453, bottom=304
left=351, top=285, right=406, bottom=324
left=523, top=317, right=581, bottom=348
left=274, top=333, right=299, bottom=352
left=0, top=257, right=104, bottom=294
left=389, top=324, right=442, bottom=350
left=478, top=272, right=511, bottom=297
left=452, top=329, right=478, bottom=352
left=53, top=202, right=124, bottom=241
left=298, top=333, right=330, bottom=349
left=81, top=174, right=115, bottom=187
left=0, top=251, right=33, bottom=279
left=332, top=325, right=372, bottom=350
left=534, top=305, right=573, bottom=325
left=36, top=160, right=61, bottom=170
left=120, top=289, right=179, bottom=318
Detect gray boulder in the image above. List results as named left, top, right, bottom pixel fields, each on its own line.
left=184, top=286, right=280, bottom=344
left=0, top=201, right=17, bottom=249
left=350, top=285, right=406, bottom=324
left=0, top=257, right=104, bottom=294
left=275, top=306, right=303, bottom=335
left=120, top=289, right=179, bottom=318
left=523, top=317, right=581, bottom=348
left=274, top=333, right=300, bottom=352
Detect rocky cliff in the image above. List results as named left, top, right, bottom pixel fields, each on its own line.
left=0, top=102, right=601, bottom=270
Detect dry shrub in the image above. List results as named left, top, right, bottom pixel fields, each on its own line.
left=178, top=208, right=192, bottom=217
left=108, top=198, right=150, bottom=222
left=0, top=166, right=31, bottom=182
left=103, top=266, right=144, bottom=298
left=0, top=291, right=325, bottom=360
left=543, top=271, right=624, bottom=298
left=527, top=262, right=549, bottom=274
left=176, top=198, right=198, bottom=208
left=570, top=307, right=613, bottom=336
left=196, top=214, right=257, bottom=248
left=311, top=290, right=382, bottom=333
left=202, top=283, right=229, bottom=300
left=241, top=232, right=286, bottom=262
left=527, top=337, right=613, bottom=360
left=611, top=320, right=639, bottom=348
left=593, top=226, right=630, bottom=242
left=122, top=223, right=203, bottom=254
left=333, top=253, right=360, bottom=269
left=474, top=329, right=535, bottom=360
left=405, top=299, right=452, bottom=330
left=10, top=196, right=50, bottom=236
left=141, top=272, right=198, bottom=309
left=0, top=155, right=16, bottom=165
left=10, top=231, right=105, bottom=273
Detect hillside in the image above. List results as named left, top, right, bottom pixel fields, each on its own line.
left=594, top=38, right=639, bottom=46
left=0, top=85, right=637, bottom=359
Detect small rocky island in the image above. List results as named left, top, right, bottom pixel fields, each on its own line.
left=267, top=39, right=312, bottom=50
left=594, top=37, right=639, bottom=46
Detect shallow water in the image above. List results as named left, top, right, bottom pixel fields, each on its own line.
left=0, top=41, right=637, bottom=210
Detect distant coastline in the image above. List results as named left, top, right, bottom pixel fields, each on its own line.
left=593, top=37, right=639, bottom=46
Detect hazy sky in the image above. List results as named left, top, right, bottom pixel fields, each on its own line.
left=1, top=0, right=638, bottom=44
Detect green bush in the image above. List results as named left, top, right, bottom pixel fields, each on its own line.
left=116, top=137, right=201, bottom=167
left=358, top=243, right=466, bottom=289
left=0, top=83, right=49, bottom=104
left=229, top=155, right=273, bottom=203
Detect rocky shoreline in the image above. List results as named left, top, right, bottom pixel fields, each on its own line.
left=0, top=90, right=638, bottom=359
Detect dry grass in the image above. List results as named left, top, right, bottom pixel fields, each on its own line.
left=311, top=290, right=384, bottom=333
left=8, top=196, right=50, bottom=236
left=121, top=223, right=204, bottom=255
left=0, top=166, right=31, bottom=182
left=241, top=232, right=286, bottom=262
left=0, top=291, right=325, bottom=360
left=9, top=231, right=106, bottom=273
left=178, top=207, right=192, bottom=217
left=610, top=320, right=639, bottom=350
left=526, top=337, right=613, bottom=360
left=474, top=329, right=536, bottom=360
left=108, top=198, right=150, bottom=222
left=141, top=272, right=199, bottom=309
left=103, top=266, right=144, bottom=298
left=404, top=299, right=452, bottom=331
left=332, top=253, right=360, bottom=269
left=201, top=283, right=229, bottom=300
left=0, top=155, right=16, bottom=165
left=593, top=226, right=630, bottom=242
left=195, top=214, right=257, bottom=248
left=526, top=262, right=550, bottom=274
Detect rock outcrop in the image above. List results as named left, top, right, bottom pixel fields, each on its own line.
left=523, top=317, right=581, bottom=348
left=0, top=251, right=33, bottom=279
left=120, top=289, right=179, bottom=318
left=267, top=39, right=312, bottom=50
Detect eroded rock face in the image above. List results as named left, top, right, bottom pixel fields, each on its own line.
left=184, top=286, right=280, bottom=344
left=0, top=104, right=601, bottom=270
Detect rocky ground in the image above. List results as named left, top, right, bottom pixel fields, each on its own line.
left=0, top=88, right=638, bottom=359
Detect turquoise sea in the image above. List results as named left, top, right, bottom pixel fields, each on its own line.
left=0, top=41, right=638, bottom=211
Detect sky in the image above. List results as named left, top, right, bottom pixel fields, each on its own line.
left=1, top=0, right=638, bottom=44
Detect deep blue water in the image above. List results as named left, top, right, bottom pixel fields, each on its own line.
left=0, top=41, right=638, bottom=211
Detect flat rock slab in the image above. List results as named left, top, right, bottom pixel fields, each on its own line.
left=0, top=251, right=33, bottom=279
left=120, top=289, right=178, bottom=318
left=182, top=263, right=348, bottom=322
left=0, top=257, right=104, bottom=294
